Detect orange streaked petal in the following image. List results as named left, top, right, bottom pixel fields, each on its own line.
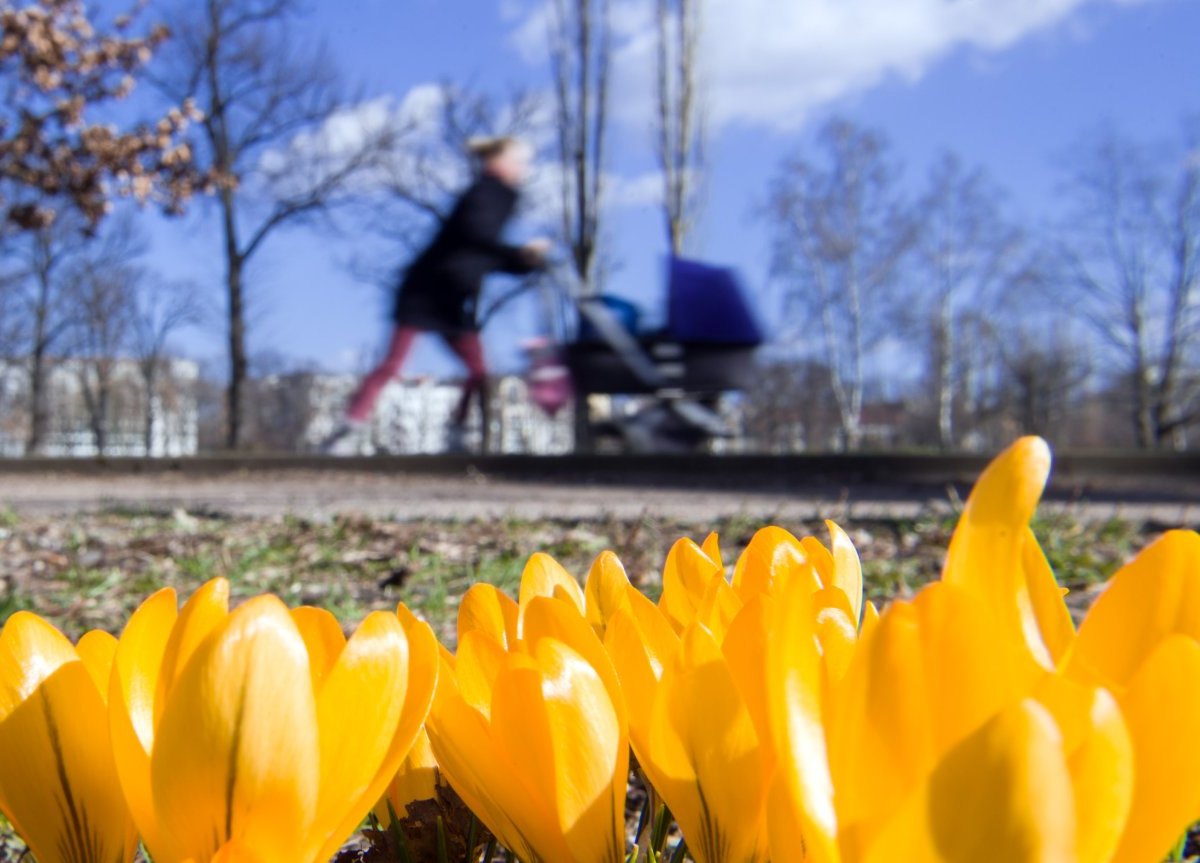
left=0, top=659, right=135, bottom=863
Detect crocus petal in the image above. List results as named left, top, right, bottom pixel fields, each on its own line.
left=651, top=624, right=767, bottom=863
left=583, top=551, right=632, bottom=639
left=519, top=553, right=585, bottom=621
left=109, top=587, right=177, bottom=861
left=800, top=536, right=836, bottom=585
left=864, top=699, right=1075, bottom=863
left=150, top=595, right=319, bottom=863
left=1033, top=675, right=1132, bottom=863
left=75, top=630, right=118, bottom=703
left=812, top=588, right=858, bottom=692
left=458, top=583, right=519, bottom=649
left=308, top=611, right=413, bottom=863
left=700, top=531, right=724, bottom=568
left=830, top=583, right=1039, bottom=856
left=766, top=570, right=839, bottom=863
left=604, top=588, right=679, bottom=763
left=721, top=596, right=772, bottom=756
left=0, top=614, right=134, bottom=863
left=154, top=577, right=230, bottom=729
left=428, top=673, right=567, bottom=863
left=693, top=574, right=742, bottom=643
left=733, top=526, right=818, bottom=601
left=455, top=630, right=511, bottom=717
left=941, top=436, right=1054, bottom=668
left=660, top=537, right=725, bottom=632
left=1072, top=530, right=1200, bottom=688
left=0, top=611, right=78, bottom=714
left=523, top=595, right=626, bottom=728
left=860, top=601, right=880, bottom=639
left=290, top=606, right=346, bottom=693
left=0, top=660, right=136, bottom=863
left=1021, top=530, right=1075, bottom=668
left=495, top=639, right=626, bottom=863
left=1110, top=635, right=1200, bottom=863
left=826, top=520, right=864, bottom=625
left=350, top=604, right=440, bottom=844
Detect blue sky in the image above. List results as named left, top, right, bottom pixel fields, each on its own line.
left=138, top=0, right=1200, bottom=378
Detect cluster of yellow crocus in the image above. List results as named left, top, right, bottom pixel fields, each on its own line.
left=1, top=435, right=1197, bottom=863
left=1, top=579, right=438, bottom=863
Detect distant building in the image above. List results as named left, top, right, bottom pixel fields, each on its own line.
left=0, top=358, right=199, bottom=457
left=298, top=373, right=574, bottom=455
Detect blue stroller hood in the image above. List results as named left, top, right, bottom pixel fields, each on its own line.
left=667, top=256, right=764, bottom=345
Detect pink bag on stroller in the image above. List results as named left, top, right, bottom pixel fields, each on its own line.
left=523, top=337, right=573, bottom=417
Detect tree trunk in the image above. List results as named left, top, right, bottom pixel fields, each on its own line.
left=27, top=350, right=47, bottom=454
left=1133, top=365, right=1155, bottom=449
left=221, top=188, right=246, bottom=450
left=94, top=375, right=109, bottom=456
left=142, top=366, right=157, bottom=455
left=936, top=301, right=954, bottom=450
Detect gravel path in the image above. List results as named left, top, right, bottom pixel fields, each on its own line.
left=1, top=470, right=1194, bottom=524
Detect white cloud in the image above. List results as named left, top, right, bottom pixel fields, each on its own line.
left=508, top=0, right=1154, bottom=132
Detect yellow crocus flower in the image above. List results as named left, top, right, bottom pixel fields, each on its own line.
left=107, top=578, right=438, bottom=863
left=0, top=614, right=137, bottom=863
left=608, top=587, right=770, bottom=863
left=428, top=593, right=628, bottom=863
left=515, top=550, right=634, bottom=641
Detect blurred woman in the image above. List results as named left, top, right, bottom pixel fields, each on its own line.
left=324, top=136, right=548, bottom=453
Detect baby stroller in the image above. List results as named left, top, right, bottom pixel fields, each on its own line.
left=518, top=256, right=765, bottom=453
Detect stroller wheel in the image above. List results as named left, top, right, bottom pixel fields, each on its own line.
left=617, top=403, right=711, bottom=454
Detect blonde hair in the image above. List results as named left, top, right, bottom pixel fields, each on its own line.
left=467, top=136, right=530, bottom=163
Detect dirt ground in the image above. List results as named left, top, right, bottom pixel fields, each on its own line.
left=2, top=469, right=1195, bottom=523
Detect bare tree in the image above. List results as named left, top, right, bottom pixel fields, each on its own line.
left=767, top=119, right=918, bottom=450
left=549, top=0, right=612, bottom=289
left=131, top=279, right=202, bottom=453
left=6, top=213, right=90, bottom=451
left=66, top=224, right=142, bottom=454
left=0, top=0, right=200, bottom=230
left=1061, top=122, right=1200, bottom=449
left=654, top=0, right=703, bottom=254
left=912, top=154, right=1026, bottom=449
left=152, top=0, right=391, bottom=448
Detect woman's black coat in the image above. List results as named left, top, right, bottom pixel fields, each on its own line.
left=393, top=173, right=534, bottom=335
